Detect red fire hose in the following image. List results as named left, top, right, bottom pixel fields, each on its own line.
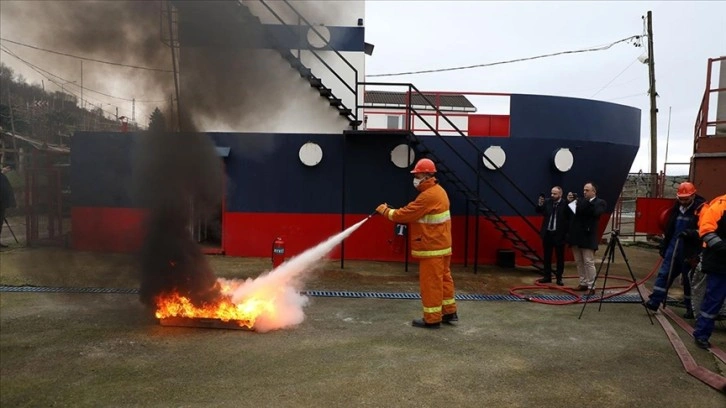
left=508, top=257, right=726, bottom=392
left=508, top=258, right=662, bottom=305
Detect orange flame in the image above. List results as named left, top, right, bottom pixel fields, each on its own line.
left=154, top=280, right=277, bottom=329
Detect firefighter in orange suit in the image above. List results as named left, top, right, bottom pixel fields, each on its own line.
left=376, top=158, right=457, bottom=329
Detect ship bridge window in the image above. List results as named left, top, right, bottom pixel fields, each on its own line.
left=553, top=148, right=574, bottom=172
left=482, top=146, right=506, bottom=170
left=299, top=142, right=323, bottom=167
left=390, top=144, right=415, bottom=168
left=387, top=115, right=401, bottom=129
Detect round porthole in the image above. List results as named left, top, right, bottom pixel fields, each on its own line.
left=299, top=142, right=323, bottom=167
left=553, top=148, right=574, bottom=172
left=390, top=144, right=415, bottom=169
left=482, top=146, right=506, bottom=170
left=307, top=25, right=331, bottom=49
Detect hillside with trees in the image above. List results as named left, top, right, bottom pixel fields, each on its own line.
left=0, top=62, right=148, bottom=161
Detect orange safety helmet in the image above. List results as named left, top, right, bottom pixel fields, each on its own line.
left=676, top=181, right=697, bottom=198
left=410, top=158, right=436, bottom=174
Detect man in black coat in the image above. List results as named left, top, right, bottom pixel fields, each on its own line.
left=0, top=165, right=17, bottom=247
left=566, top=182, right=607, bottom=295
left=535, top=186, right=569, bottom=285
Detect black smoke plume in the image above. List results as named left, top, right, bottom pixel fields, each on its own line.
left=134, top=111, right=224, bottom=308
left=1, top=0, right=344, bottom=308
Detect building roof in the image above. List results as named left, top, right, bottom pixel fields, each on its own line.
left=363, top=90, right=476, bottom=112
left=1, top=129, right=70, bottom=154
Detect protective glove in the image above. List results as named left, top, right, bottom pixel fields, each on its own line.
left=375, top=203, right=389, bottom=216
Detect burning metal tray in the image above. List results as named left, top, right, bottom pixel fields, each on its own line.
left=159, top=317, right=254, bottom=330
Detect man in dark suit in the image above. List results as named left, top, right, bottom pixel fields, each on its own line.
left=566, top=182, right=607, bottom=295
left=536, top=186, right=569, bottom=285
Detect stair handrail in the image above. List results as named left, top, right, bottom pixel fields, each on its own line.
left=254, top=0, right=358, bottom=118
left=407, top=102, right=541, bottom=235
left=362, top=81, right=541, bottom=234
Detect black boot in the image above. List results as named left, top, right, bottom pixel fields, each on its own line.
left=412, top=318, right=440, bottom=329
left=555, top=273, right=564, bottom=286
left=643, top=300, right=659, bottom=311
left=442, top=312, right=458, bottom=324
left=694, top=337, right=711, bottom=350
left=537, top=274, right=552, bottom=284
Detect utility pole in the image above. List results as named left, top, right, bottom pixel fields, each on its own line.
left=166, top=0, right=182, bottom=131
left=646, top=10, right=658, bottom=196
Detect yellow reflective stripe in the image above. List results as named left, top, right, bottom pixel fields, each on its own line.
left=423, top=305, right=442, bottom=313
left=411, top=247, right=452, bottom=257
left=417, top=210, right=450, bottom=224
left=387, top=209, right=395, bottom=221
left=442, top=298, right=456, bottom=306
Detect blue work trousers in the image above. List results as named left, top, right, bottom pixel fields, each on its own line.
left=693, top=273, right=726, bottom=342
left=648, top=256, right=693, bottom=310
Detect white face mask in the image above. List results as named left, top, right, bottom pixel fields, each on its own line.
left=413, top=177, right=422, bottom=188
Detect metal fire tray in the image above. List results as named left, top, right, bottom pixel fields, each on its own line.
left=159, top=317, right=254, bottom=331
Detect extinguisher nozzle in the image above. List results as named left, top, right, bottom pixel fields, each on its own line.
left=368, top=211, right=378, bottom=218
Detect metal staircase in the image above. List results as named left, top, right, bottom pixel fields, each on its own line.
left=238, top=0, right=361, bottom=128
left=363, top=83, right=545, bottom=272
left=164, top=0, right=361, bottom=128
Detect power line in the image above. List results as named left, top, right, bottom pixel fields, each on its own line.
left=0, top=37, right=173, bottom=73
left=366, top=35, right=644, bottom=78
left=606, top=92, right=647, bottom=102
left=1, top=46, right=166, bottom=104
left=1, top=45, right=128, bottom=119
left=590, top=58, right=640, bottom=98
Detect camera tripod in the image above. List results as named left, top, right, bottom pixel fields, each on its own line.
left=578, top=230, right=654, bottom=324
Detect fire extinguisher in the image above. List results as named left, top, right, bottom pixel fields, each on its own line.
left=391, top=224, right=406, bottom=254
left=272, top=237, right=285, bottom=268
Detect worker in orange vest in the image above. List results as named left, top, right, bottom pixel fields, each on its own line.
left=376, top=158, right=457, bottom=329
left=693, top=193, right=726, bottom=349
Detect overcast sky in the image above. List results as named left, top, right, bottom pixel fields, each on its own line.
left=365, top=1, right=726, bottom=175
left=1, top=1, right=724, bottom=175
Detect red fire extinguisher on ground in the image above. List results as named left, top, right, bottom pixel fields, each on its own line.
left=272, top=237, right=285, bottom=268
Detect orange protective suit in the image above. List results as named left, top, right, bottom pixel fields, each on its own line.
left=381, top=177, right=456, bottom=324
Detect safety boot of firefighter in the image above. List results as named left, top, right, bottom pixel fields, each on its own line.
left=442, top=312, right=458, bottom=324
left=412, top=318, right=440, bottom=329
left=683, top=309, right=694, bottom=319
